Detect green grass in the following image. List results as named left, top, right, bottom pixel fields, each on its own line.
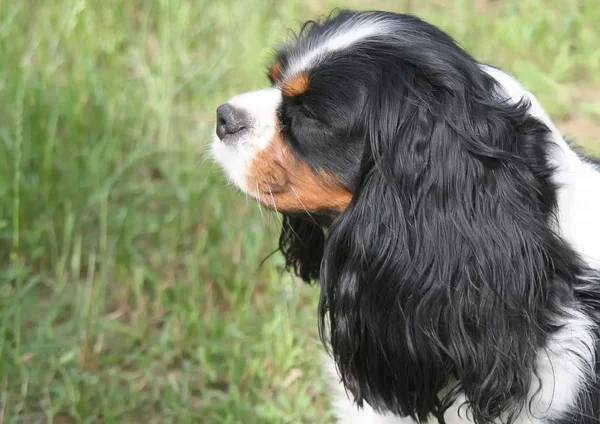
left=0, top=0, right=598, bottom=423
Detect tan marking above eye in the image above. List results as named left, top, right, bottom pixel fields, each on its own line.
left=281, top=72, right=310, bottom=97
left=269, top=62, right=282, bottom=82
left=246, top=131, right=352, bottom=213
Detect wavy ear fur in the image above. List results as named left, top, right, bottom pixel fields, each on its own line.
left=279, top=214, right=325, bottom=284
left=318, top=55, right=581, bottom=422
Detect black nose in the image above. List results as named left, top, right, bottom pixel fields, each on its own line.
left=216, top=104, right=247, bottom=140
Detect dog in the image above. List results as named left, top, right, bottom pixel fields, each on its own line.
left=211, top=9, right=600, bottom=424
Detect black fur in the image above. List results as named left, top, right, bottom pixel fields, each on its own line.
left=274, top=10, right=600, bottom=424
left=278, top=213, right=325, bottom=283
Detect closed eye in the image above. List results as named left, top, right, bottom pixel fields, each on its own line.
left=302, top=104, right=318, bottom=120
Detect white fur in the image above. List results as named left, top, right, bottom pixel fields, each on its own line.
left=211, top=88, right=282, bottom=192
left=285, top=15, right=395, bottom=80
left=328, top=66, right=600, bottom=424
left=521, top=309, right=596, bottom=423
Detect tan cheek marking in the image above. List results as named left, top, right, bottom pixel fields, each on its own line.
left=246, top=133, right=352, bottom=213
left=281, top=72, right=310, bottom=97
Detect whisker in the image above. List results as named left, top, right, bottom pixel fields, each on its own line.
left=290, top=186, right=319, bottom=226
left=255, top=181, right=266, bottom=225
left=201, top=161, right=218, bottom=186
left=268, top=185, right=283, bottom=225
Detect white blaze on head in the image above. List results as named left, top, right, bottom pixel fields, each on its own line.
left=284, top=15, right=395, bottom=81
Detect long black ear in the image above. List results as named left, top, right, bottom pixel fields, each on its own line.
left=318, top=61, right=581, bottom=423
left=279, top=214, right=325, bottom=284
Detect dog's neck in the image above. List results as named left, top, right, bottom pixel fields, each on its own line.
left=482, top=64, right=600, bottom=269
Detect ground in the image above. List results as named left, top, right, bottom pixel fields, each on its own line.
left=0, top=0, right=598, bottom=423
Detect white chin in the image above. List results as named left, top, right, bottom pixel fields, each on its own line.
left=211, top=134, right=249, bottom=193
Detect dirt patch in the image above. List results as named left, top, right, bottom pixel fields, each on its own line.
left=475, top=0, right=503, bottom=13
left=558, top=117, right=600, bottom=144
left=571, top=84, right=600, bottom=104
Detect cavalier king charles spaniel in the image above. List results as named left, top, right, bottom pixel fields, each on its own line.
left=211, top=9, right=600, bottom=424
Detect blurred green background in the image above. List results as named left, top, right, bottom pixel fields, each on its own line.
left=0, top=0, right=598, bottom=423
